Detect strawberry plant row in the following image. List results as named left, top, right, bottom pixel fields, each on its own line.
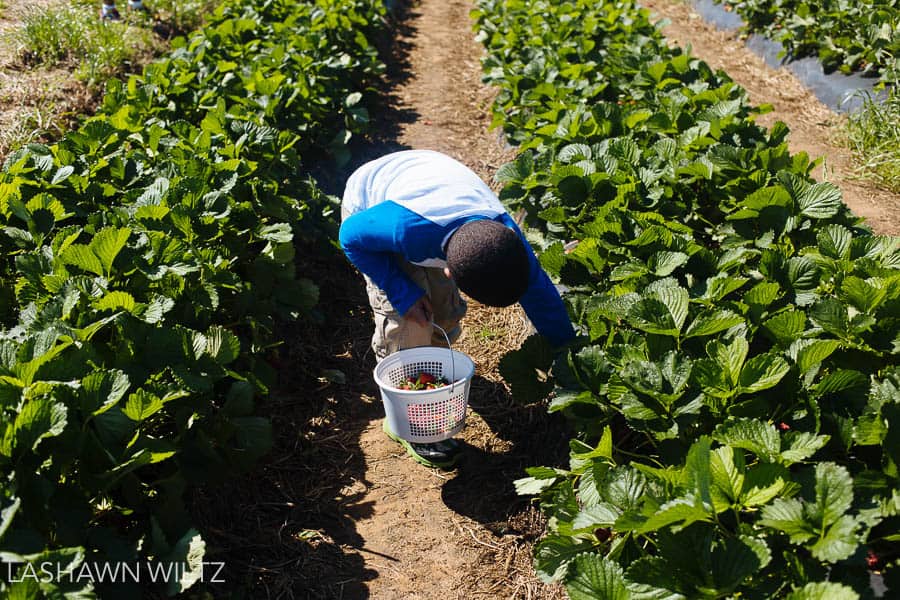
left=714, top=0, right=899, bottom=82
left=0, top=0, right=385, bottom=597
left=473, top=0, right=900, bottom=597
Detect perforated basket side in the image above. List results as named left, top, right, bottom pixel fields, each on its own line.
left=405, top=389, right=468, bottom=439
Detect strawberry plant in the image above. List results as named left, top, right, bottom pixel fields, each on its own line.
left=0, top=0, right=386, bottom=597
left=474, top=0, right=900, bottom=597
left=715, top=0, right=900, bottom=82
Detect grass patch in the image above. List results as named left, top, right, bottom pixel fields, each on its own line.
left=0, top=0, right=220, bottom=162
left=9, top=3, right=156, bottom=87
left=846, top=83, right=900, bottom=193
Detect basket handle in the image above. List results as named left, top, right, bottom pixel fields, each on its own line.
left=430, top=322, right=460, bottom=392
left=398, top=321, right=460, bottom=392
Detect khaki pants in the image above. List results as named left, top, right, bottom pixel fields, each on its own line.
left=342, top=208, right=467, bottom=359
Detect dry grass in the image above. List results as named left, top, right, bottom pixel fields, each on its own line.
left=0, top=67, right=95, bottom=155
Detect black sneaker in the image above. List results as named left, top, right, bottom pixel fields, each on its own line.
left=382, top=420, right=461, bottom=469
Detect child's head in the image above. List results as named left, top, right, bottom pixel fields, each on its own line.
left=445, top=220, right=530, bottom=307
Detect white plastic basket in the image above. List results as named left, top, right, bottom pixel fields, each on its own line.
left=373, top=324, right=475, bottom=443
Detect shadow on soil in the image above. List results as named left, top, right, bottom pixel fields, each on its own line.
left=443, top=376, right=571, bottom=534
left=188, top=0, right=570, bottom=597
left=190, top=249, right=384, bottom=600
left=189, top=2, right=420, bottom=597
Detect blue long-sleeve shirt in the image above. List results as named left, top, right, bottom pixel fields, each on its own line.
left=339, top=150, right=576, bottom=347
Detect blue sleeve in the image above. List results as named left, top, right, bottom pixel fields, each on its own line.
left=499, top=215, right=576, bottom=348
left=339, top=203, right=426, bottom=316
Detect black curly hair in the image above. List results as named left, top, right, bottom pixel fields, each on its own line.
left=445, top=219, right=530, bottom=307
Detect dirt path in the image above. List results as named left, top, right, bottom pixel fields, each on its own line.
left=337, top=1, right=566, bottom=598
left=643, top=0, right=900, bottom=235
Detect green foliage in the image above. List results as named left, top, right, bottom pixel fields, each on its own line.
left=0, top=0, right=385, bottom=597
left=715, top=0, right=900, bottom=81
left=474, top=0, right=900, bottom=596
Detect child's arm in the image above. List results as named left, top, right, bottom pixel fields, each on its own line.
left=339, top=205, right=426, bottom=317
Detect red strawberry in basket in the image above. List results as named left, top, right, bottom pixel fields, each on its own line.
left=416, top=372, right=436, bottom=386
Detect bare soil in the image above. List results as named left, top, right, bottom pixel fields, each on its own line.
left=191, top=1, right=900, bottom=599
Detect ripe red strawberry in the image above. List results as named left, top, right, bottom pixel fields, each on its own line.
left=417, top=372, right=436, bottom=385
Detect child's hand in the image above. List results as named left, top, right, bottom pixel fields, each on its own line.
left=404, top=295, right=433, bottom=327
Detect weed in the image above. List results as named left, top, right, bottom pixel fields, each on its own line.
left=9, top=4, right=154, bottom=87
left=846, top=82, right=900, bottom=193
left=476, top=325, right=506, bottom=340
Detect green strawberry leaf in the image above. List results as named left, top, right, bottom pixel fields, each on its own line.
left=738, top=353, right=790, bottom=394
left=792, top=339, right=841, bottom=373
left=206, top=326, right=241, bottom=364
left=684, top=310, right=745, bottom=339
left=780, top=431, right=829, bottom=464
left=741, top=463, right=788, bottom=507
left=763, top=310, right=807, bottom=347
left=760, top=498, right=814, bottom=543
left=567, top=553, right=630, bottom=600
left=80, top=369, right=130, bottom=416
left=839, top=276, right=886, bottom=313
left=60, top=243, right=104, bottom=277
left=649, top=251, right=688, bottom=277
left=627, top=298, right=679, bottom=336
left=535, top=535, right=596, bottom=583
left=809, top=298, right=850, bottom=338
left=744, top=281, right=782, bottom=307
left=810, top=463, right=853, bottom=527
left=625, top=556, right=686, bottom=599
left=163, top=528, right=207, bottom=596
left=94, top=291, right=136, bottom=313
left=711, top=336, right=749, bottom=388
left=0, top=496, right=20, bottom=542
left=639, top=496, right=711, bottom=533
left=499, top=334, right=555, bottom=404
left=123, top=389, right=164, bottom=422
left=809, top=515, right=859, bottom=562
left=816, top=225, right=853, bottom=260
left=785, top=581, right=859, bottom=600
left=713, top=419, right=780, bottom=463
left=709, top=535, right=772, bottom=595
left=90, top=227, right=131, bottom=275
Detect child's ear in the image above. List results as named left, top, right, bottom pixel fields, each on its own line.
left=443, top=267, right=452, bottom=279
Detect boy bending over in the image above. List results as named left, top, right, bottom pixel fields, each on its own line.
left=340, top=150, right=575, bottom=468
